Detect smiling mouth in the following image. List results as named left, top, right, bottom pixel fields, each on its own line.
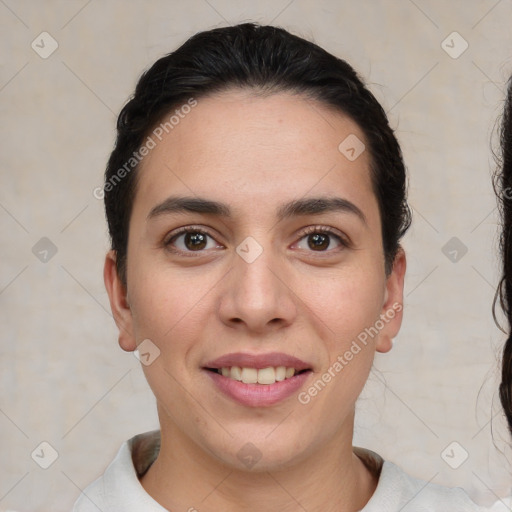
left=206, top=366, right=311, bottom=385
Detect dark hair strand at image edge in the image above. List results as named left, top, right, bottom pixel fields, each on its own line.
left=494, top=77, right=512, bottom=435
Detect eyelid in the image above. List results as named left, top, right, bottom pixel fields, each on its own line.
left=294, top=225, right=351, bottom=249
left=163, top=225, right=225, bottom=254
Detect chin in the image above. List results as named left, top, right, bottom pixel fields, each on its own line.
left=207, top=430, right=314, bottom=473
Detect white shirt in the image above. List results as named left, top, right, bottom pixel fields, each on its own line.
left=489, top=498, right=512, bottom=511
left=73, top=431, right=485, bottom=511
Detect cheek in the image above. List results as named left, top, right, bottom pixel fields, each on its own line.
left=297, top=272, right=382, bottom=419
left=128, top=261, right=183, bottom=340
left=127, top=257, right=218, bottom=352
left=299, top=266, right=384, bottom=346
left=128, top=268, right=207, bottom=395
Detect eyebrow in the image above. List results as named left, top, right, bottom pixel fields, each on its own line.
left=277, top=197, right=366, bottom=225
left=147, top=196, right=367, bottom=224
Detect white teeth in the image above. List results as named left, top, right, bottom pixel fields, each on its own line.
left=218, top=366, right=298, bottom=384
left=231, top=366, right=242, bottom=381
left=241, top=367, right=258, bottom=384
left=257, top=367, right=276, bottom=384
left=275, top=366, right=286, bottom=382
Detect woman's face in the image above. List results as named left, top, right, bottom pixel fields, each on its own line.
left=105, top=89, right=405, bottom=471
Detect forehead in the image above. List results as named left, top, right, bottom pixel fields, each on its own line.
left=132, top=89, right=377, bottom=224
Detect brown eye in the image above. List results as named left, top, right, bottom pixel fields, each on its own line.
left=166, top=228, right=222, bottom=253
left=184, top=232, right=207, bottom=250
left=308, top=233, right=330, bottom=251
left=294, top=228, right=347, bottom=253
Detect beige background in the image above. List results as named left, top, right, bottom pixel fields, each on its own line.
left=1, top=0, right=512, bottom=510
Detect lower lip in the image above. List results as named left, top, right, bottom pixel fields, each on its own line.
left=205, top=370, right=312, bottom=407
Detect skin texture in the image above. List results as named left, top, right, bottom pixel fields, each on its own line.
left=104, top=89, right=406, bottom=512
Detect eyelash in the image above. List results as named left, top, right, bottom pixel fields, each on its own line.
left=163, top=225, right=349, bottom=255
left=298, top=225, right=349, bottom=251
left=163, top=225, right=221, bottom=256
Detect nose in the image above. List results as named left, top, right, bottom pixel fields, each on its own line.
left=218, top=246, right=298, bottom=334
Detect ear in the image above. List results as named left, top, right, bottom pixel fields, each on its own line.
left=376, top=247, right=406, bottom=354
left=103, top=250, right=137, bottom=352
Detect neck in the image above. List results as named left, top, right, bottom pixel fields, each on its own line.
left=141, top=410, right=378, bottom=512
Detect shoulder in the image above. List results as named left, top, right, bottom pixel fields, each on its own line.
left=358, top=452, right=484, bottom=512
left=72, top=430, right=163, bottom=512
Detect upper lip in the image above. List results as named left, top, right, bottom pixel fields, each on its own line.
left=203, top=352, right=312, bottom=371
